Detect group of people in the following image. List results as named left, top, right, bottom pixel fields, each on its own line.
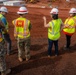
left=0, top=5, right=76, bottom=75
left=43, top=7, right=76, bottom=57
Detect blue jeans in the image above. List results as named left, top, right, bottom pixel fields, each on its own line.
left=48, top=39, right=58, bottom=56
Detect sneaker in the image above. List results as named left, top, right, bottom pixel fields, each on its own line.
left=63, top=47, right=71, bottom=50
left=55, top=54, right=58, bottom=57
left=48, top=55, right=51, bottom=58
left=18, top=57, right=23, bottom=62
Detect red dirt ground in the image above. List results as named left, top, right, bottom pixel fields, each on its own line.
left=1, top=0, right=76, bottom=75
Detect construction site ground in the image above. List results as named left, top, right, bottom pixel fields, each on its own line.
left=1, top=0, right=76, bottom=75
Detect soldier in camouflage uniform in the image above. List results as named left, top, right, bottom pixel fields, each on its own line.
left=12, top=6, right=32, bottom=62
left=0, top=19, right=11, bottom=75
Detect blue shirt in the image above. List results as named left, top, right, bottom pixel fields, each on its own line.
left=1, top=16, right=7, bottom=26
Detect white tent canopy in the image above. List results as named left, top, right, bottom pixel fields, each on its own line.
left=3, top=0, right=25, bottom=6
left=0, top=0, right=7, bottom=2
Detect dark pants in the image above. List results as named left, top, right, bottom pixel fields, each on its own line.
left=48, top=39, right=58, bottom=56
left=3, top=34, right=11, bottom=54
left=65, top=34, right=71, bottom=48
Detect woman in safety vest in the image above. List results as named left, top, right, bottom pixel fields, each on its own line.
left=12, top=7, right=32, bottom=62
left=63, top=8, right=76, bottom=50
left=43, top=8, right=64, bottom=57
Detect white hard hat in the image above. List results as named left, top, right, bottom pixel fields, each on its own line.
left=0, top=6, right=8, bottom=13
left=17, top=7, right=28, bottom=14
left=69, top=8, right=76, bottom=14
left=50, top=8, right=59, bottom=14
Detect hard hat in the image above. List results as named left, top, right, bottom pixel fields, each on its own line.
left=69, top=8, right=76, bottom=14
left=50, top=8, right=59, bottom=14
left=17, top=7, right=28, bottom=14
left=0, top=6, right=8, bottom=13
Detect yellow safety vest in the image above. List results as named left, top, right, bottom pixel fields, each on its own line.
left=63, top=17, right=76, bottom=34
left=74, top=16, right=76, bottom=25
left=0, top=31, right=3, bottom=42
left=74, top=16, right=76, bottom=19
left=48, top=19, right=62, bottom=40
left=12, top=17, right=30, bottom=39
left=0, top=14, right=8, bottom=34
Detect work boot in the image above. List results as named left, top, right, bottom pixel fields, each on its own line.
left=1, top=69, right=11, bottom=75
left=1, top=72, right=5, bottom=75
left=18, top=57, right=23, bottom=62
left=26, top=56, right=30, bottom=61
left=5, top=69, right=11, bottom=75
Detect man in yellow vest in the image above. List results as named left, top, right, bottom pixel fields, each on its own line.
left=43, top=8, right=64, bottom=57
left=12, top=7, right=32, bottom=62
left=63, top=8, right=76, bottom=50
left=0, top=18, right=11, bottom=75
left=0, top=6, right=12, bottom=55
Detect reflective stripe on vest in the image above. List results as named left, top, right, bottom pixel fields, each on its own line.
left=48, top=21, right=59, bottom=35
left=48, top=19, right=61, bottom=40
left=14, top=18, right=30, bottom=38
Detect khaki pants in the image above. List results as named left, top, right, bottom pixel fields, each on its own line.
left=0, top=40, right=6, bottom=73
left=17, top=37, right=31, bottom=59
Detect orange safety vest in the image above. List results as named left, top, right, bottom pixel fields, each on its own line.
left=13, top=17, right=30, bottom=39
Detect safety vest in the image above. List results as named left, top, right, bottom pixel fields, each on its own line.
left=48, top=19, right=62, bottom=40
left=0, top=14, right=8, bottom=34
left=74, top=16, right=76, bottom=25
left=0, top=31, right=3, bottom=42
left=74, top=16, right=76, bottom=19
left=63, top=17, right=76, bottom=34
left=13, top=17, right=30, bottom=39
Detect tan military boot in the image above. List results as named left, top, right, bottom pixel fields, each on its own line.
left=26, top=56, right=30, bottom=61
left=1, top=69, right=11, bottom=75
left=1, top=73, right=5, bottom=75
left=18, top=57, right=23, bottom=62
left=5, top=69, right=11, bottom=75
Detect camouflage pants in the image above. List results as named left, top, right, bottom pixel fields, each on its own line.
left=0, top=40, right=6, bottom=72
left=17, top=37, right=31, bottom=59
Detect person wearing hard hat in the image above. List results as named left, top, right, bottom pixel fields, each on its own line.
left=12, top=6, right=32, bottom=62
left=0, top=15, right=11, bottom=75
left=0, top=6, right=12, bottom=55
left=63, top=8, right=76, bottom=50
left=43, top=8, right=64, bottom=57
